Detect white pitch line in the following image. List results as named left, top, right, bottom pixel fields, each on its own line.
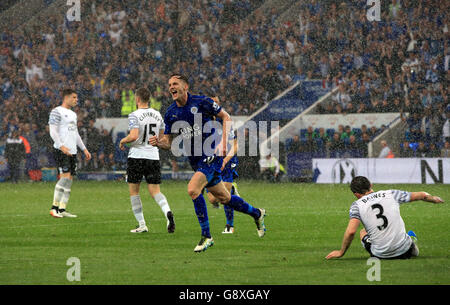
left=0, top=209, right=129, bottom=218
left=1, top=214, right=225, bottom=229
left=3, top=220, right=131, bottom=229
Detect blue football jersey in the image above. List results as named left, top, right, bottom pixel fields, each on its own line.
left=164, top=93, right=222, bottom=166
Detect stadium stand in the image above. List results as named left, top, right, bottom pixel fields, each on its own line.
left=0, top=0, right=448, bottom=180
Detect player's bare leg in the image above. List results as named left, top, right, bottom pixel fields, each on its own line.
left=206, top=190, right=220, bottom=209
left=206, top=182, right=234, bottom=233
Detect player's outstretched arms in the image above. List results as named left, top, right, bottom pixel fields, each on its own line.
left=410, top=192, right=444, bottom=204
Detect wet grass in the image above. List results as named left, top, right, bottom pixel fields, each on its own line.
left=0, top=180, right=448, bottom=285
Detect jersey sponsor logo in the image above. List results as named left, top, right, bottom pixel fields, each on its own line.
left=179, top=124, right=201, bottom=139
left=68, top=122, right=77, bottom=131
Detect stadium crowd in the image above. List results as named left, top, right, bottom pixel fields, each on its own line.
left=287, top=0, right=449, bottom=159
left=0, top=0, right=449, bottom=181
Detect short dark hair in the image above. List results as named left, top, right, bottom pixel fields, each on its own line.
left=350, top=176, right=371, bottom=194
left=135, top=87, right=150, bottom=103
left=169, top=74, right=189, bottom=85
left=62, top=88, right=77, bottom=98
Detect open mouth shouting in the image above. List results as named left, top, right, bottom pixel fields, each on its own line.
left=170, top=89, right=179, bottom=100
left=168, top=75, right=188, bottom=104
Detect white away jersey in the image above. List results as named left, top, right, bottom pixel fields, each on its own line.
left=349, top=190, right=413, bottom=258
left=48, top=106, right=79, bottom=154
left=127, top=108, right=164, bottom=160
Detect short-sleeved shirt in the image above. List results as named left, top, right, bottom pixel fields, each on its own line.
left=349, top=190, right=413, bottom=258
left=127, top=108, right=164, bottom=160
left=164, top=93, right=222, bottom=167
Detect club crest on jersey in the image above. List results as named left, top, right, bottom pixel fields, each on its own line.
left=191, top=107, right=198, bottom=114
left=68, top=122, right=77, bottom=131
left=190, top=107, right=198, bottom=114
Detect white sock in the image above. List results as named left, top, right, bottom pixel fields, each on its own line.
left=154, top=192, right=171, bottom=218
left=53, top=179, right=65, bottom=206
left=59, top=178, right=73, bottom=210
left=130, top=195, right=145, bottom=227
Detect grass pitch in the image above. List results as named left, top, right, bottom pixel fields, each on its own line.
left=0, top=180, right=448, bottom=285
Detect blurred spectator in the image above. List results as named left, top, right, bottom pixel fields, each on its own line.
left=360, top=133, right=371, bottom=157
left=98, top=100, right=112, bottom=118
left=21, top=123, right=41, bottom=181
left=378, top=140, right=394, bottom=158
left=344, top=135, right=360, bottom=157
left=360, top=125, right=369, bottom=136
left=331, top=83, right=351, bottom=112
left=85, top=120, right=101, bottom=170
left=399, top=141, right=414, bottom=158
left=304, top=128, right=317, bottom=153
left=441, top=141, right=450, bottom=158
left=98, top=128, right=115, bottom=170
left=443, top=111, right=450, bottom=142
left=329, top=133, right=344, bottom=158
left=341, top=125, right=354, bottom=140
left=421, top=107, right=445, bottom=143
left=5, top=130, right=25, bottom=183
left=37, top=125, right=55, bottom=166
left=312, top=127, right=330, bottom=145
left=415, top=141, right=429, bottom=158
left=405, top=112, right=423, bottom=142
left=287, top=135, right=302, bottom=154
left=428, top=143, right=440, bottom=158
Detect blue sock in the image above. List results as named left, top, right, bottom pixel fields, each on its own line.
left=224, top=204, right=234, bottom=227
left=193, top=194, right=211, bottom=238
left=227, top=195, right=260, bottom=219
left=224, top=184, right=235, bottom=226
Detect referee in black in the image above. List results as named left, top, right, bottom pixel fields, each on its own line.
left=5, top=130, right=25, bottom=183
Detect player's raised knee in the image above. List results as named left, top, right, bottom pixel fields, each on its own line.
left=187, top=187, right=202, bottom=200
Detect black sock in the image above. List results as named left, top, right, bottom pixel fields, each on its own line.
left=52, top=205, right=59, bottom=211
